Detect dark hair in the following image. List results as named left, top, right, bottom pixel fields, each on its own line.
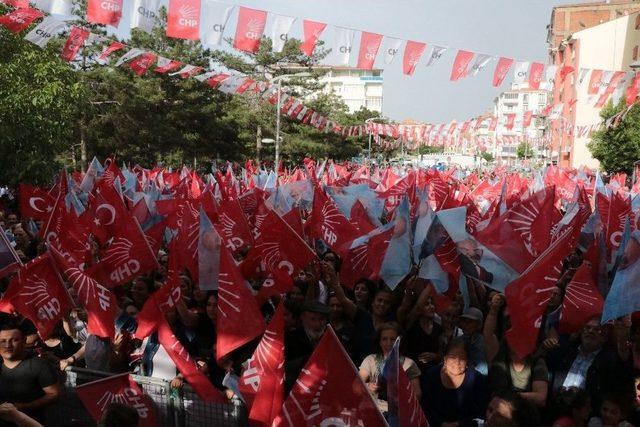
left=554, top=387, right=590, bottom=418
left=99, top=403, right=139, bottom=427
left=373, top=321, right=402, bottom=355
left=0, top=318, right=27, bottom=335
left=489, top=389, right=541, bottom=427
left=601, top=392, right=632, bottom=419
left=444, top=337, right=468, bottom=358
left=322, top=250, right=342, bottom=272
left=353, top=279, right=377, bottom=308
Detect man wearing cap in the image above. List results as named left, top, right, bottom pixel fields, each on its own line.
left=459, top=307, right=488, bottom=376
left=284, top=300, right=330, bottom=393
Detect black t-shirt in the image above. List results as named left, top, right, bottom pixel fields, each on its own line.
left=402, top=321, right=443, bottom=371
left=0, top=357, right=58, bottom=422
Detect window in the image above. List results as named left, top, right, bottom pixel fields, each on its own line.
left=372, top=70, right=381, bottom=77
left=634, top=45, right=639, bottom=61
left=635, top=13, right=640, bottom=29
left=365, top=98, right=382, bottom=111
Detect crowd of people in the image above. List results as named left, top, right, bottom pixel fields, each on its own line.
left=0, top=161, right=636, bottom=427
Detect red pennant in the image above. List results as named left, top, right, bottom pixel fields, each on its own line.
left=233, top=6, right=267, bottom=53
left=206, top=73, right=230, bottom=88
left=157, top=318, right=226, bottom=402
left=4, top=254, right=73, bottom=339
left=77, top=374, right=157, bottom=425
left=4, top=0, right=29, bottom=7
left=305, top=186, right=359, bottom=250
left=98, top=41, right=125, bottom=61
left=61, top=27, right=90, bottom=62
left=450, top=50, right=475, bottom=81
left=505, top=113, right=515, bottom=130
left=357, top=32, right=383, bottom=70
left=559, top=261, right=604, bottom=334
left=49, top=246, right=117, bottom=339
left=338, top=226, right=393, bottom=288
left=166, top=0, right=201, bottom=40
left=493, top=57, right=514, bottom=87
left=528, top=62, right=544, bottom=90
left=128, top=52, right=157, bottom=76
left=402, top=41, right=427, bottom=76
left=86, top=0, right=122, bottom=26
left=505, top=228, right=576, bottom=358
left=300, top=20, right=326, bottom=56
left=560, top=65, right=574, bottom=81
left=216, top=244, right=265, bottom=362
left=523, top=110, right=533, bottom=127
left=239, top=303, right=285, bottom=427
left=627, top=73, right=640, bottom=107
left=274, top=327, right=386, bottom=427
left=154, top=59, right=182, bottom=74
left=587, top=70, right=603, bottom=95
left=0, top=8, right=43, bottom=33
left=134, top=272, right=182, bottom=340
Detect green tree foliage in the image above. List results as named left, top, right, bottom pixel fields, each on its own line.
left=480, top=151, right=495, bottom=163
left=588, top=100, right=640, bottom=174
left=516, top=142, right=535, bottom=159
left=417, top=145, right=444, bottom=155
left=0, top=16, right=84, bottom=185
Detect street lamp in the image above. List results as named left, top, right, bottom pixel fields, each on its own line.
left=269, top=72, right=312, bottom=172
left=365, top=117, right=385, bottom=162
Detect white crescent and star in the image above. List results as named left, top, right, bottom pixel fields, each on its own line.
left=96, top=204, right=116, bottom=225
left=29, top=197, right=45, bottom=213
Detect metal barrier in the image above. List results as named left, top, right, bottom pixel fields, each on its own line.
left=44, top=367, right=246, bottom=427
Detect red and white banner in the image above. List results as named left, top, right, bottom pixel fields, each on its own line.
left=86, top=0, right=122, bottom=27
left=167, top=0, right=201, bottom=40
left=233, top=6, right=267, bottom=53
left=493, top=57, right=514, bottom=87
left=528, top=62, right=545, bottom=90
left=128, top=51, right=157, bottom=76
left=402, top=40, right=427, bottom=76
left=0, top=8, right=43, bottom=33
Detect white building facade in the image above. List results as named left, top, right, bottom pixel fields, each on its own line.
left=320, top=67, right=384, bottom=113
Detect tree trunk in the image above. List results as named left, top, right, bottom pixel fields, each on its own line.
left=256, top=125, right=262, bottom=163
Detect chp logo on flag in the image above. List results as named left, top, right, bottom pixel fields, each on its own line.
left=77, top=373, right=157, bottom=425
left=178, top=3, right=198, bottom=27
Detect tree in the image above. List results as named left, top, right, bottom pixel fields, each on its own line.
left=588, top=100, right=640, bottom=174
left=417, top=145, right=444, bottom=155
left=516, top=142, right=536, bottom=159
left=480, top=151, right=495, bottom=163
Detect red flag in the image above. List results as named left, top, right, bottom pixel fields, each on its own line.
left=523, top=110, right=533, bottom=127
left=300, top=20, right=326, bottom=56
left=154, top=59, right=182, bottom=74
left=61, top=27, right=90, bottom=62
left=206, top=73, right=230, bottom=89
left=587, top=70, right=603, bottom=95
left=505, top=113, right=515, bottom=130
left=626, top=73, right=640, bottom=107
left=166, top=0, right=200, bottom=40
left=98, top=41, right=125, bottom=61
left=249, top=210, right=317, bottom=291
left=403, top=41, right=427, bottom=76
left=86, top=183, right=130, bottom=244
left=528, top=62, right=545, bottom=90
left=77, top=373, right=157, bottom=425
left=274, top=327, right=386, bottom=427
left=350, top=200, right=376, bottom=234
left=86, top=0, right=122, bottom=26
left=214, top=199, right=254, bottom=255
left=19, top=184, right=55, bottom=221
left=239, top=303, right=285, bottom=427
left=338, top=226, right=394, bottom=288
left=157, top=318, right=226, bottom=402
left=493, top=57, right=514, bottom=87
left=128, top=52, right=157, bottom=76
left=216, top=244, right=265, bottom=361
left=134, top=271, right=182, bottom=340
left=559, top=261, right=604, bottom=334
left=560, top=65, right=574, bottom=81
left=4, top=0, right=29, bottom=7
left=4, top=254, right=72, bottom=339
left=87, top=217, right=159, bottom=288
left=41, top=194, right=91, bottom=265
left=597, top=191, right=630, bottom=256
left=305, top=186, right=359, bottom=250
left=357, top=32, right=383, bottom=70
left=49, top=246, right=117, bottom=339
left=450, top=50, right=474, bottom=81
left=0, top=8, right=43, bottom=33
left=505, top=228, right=576, bottom=358
left=233, top=6, right=267, bottom=53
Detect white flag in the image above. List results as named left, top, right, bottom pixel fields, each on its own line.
left=540, top=65, right=558, bottom=91
left=193, top=70, right=218, bottom=82
left=578, top=68, right=590, bottom=87
left=130, top=0, right=160, bottom=34
left=270, top=14, right=295, bottom=53
left=425, top=45, right=448, bottom=67
left=201, top=0, right=234, bottom=47
left=218, top=75, right=245, bottom=94
left=169, top=64, right=199, bottom=76
left=115, top=48, right=144, bottom=67
left=24, top=16, right=66, bottom=48
left=513, top=61, right=530, bottom=85
left=382, top=37, right=402, bottom=65
left=34, top=0, right=73, bottom=16
left=333, top=27, right=355, bottom=65
left=469, top=54, right=493, bottom=76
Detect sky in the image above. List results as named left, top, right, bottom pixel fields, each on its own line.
left=201, top=0, right=591, bottom=123
left=114, top=0, right=593, bottom=123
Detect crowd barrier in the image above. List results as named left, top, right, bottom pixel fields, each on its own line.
left=44, top=367, right=247, bottom=427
